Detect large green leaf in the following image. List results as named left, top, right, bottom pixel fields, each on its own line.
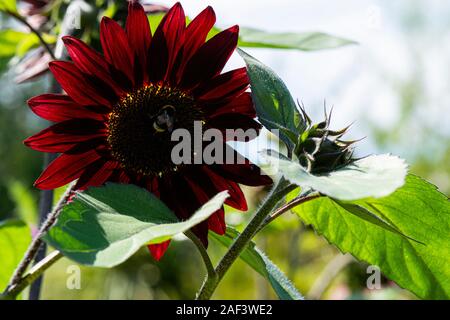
left=238, top=49, right=304, bottom=150
left=291, top=174, right=450, bottom=299
left=263, top=152, right=407, bottom=200
left=211, top=227, right=303, bottom=300
left=148, top=13, right=355, bottom=52
left=45, top=183, right=229, bottom=268
left=0, top=0, right=17, bottom=14
left=0, top=220, right=31, bottom=291
left=239, top=28, right=356, bottom=51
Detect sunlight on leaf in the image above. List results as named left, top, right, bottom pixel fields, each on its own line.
left=239, top=49, right=304, bottom=151
left=45, top=183, right=228, bottom=268
left=0, top=220, right=31, bottom=292
left=263, top=152, right=408, bottom=200
left=291, top=174, right=450, bottom=299
left=7, top=180, right=38, bottom=226
left=0, top=0, right=17, bottom=14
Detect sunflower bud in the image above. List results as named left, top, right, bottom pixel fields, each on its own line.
left=294, top=105, right=356, bottom=174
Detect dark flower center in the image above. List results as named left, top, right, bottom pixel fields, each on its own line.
left=107, top=84, right=203, bottom=176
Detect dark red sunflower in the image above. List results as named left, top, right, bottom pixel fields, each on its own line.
left=25, top=1, right=272, bottom=260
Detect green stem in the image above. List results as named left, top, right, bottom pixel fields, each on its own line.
left=4, top=184, right=74, bottom=294
left=257, top=193, right=321, bottom=233
left=1, top=251, right=62, bottom=300
left=185, top=230, right=218, bottom=285
left=9, top=12, right=56, bottom=60
left=196, top=178, right=296, bottom=300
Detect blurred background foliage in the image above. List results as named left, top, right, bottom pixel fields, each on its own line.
left=1, top=0, right=448, bottom=300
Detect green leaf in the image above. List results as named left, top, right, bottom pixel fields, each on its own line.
left=333, top=201, right=419, bottom=242
left=15, top=33, right=56, bottom=58
left=7, top=180, right=38, bottom=226
left=45, top=183, right=229, bottom=268
left=291, top=174, right=450, bottom=299
left=0, top=220, right=31, bottom=292
left=0, top=29, right=31, bottom=73
left=263, top=152, right=408, bottom=200
left=0, top=30, right=28, bottom=57
left=238, top=49, right=304, bottom=150
left=211, top=227, right=303, bottom=300
left=0, top=0, right=17, bottom=14
left=239, top=28, right=356, bottom=51
left=148, top=13, right=355, bottom=52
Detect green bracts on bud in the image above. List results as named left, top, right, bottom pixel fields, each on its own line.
left=294, top=105, right=357, bottom=174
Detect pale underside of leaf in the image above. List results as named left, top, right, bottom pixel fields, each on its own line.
left=45, top=184, right=229, bottom=268
left=262, top=152, right=408, bottom=200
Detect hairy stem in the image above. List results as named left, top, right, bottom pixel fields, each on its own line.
left=257, top=193, right=321, bottom=233
left=185, top=230, right=218, bottom=285
left=196, top=178, right=296, bottom=300
left=1, top=251, right=63, bottom=300
left=4, top=184, right=74, bottom=293
left=9, top=12, right=56, bottom=60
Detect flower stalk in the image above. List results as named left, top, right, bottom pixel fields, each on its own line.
left=1, top=251, right=63, bottom=300
left=3, top=184, right=74, bottom=297
left=185, top=230, right=218, bottom=285
left=196, top=178, right=297, bottom=300
left=8, top=12, right=56, bottom=60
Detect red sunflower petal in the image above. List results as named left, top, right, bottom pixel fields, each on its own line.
left=207, top=208, right=226, bottom=235
left=148, top=240, right=171, bottom=261
left=145, top=176, right=160, bottom=197
left=192, top=221, right=210, bottom=248
left=195, top=67, right=249, bottom=101
left=49, top=61, right=112, bottom=107
left=211, top=147, right=273, bottom=186
left=126, top=1, right=151, bottom=85
left=201, top=166, right=248, bottom=211
left=24, top=119, right=106, bottom=152
left=112, top=170, right=131, bottom=184
left=160, top=174, right=209, bottom=247
left=176, top=6, right=216, bottom=77
left=180, top=25, right=239, bottom=90
left=28, top=94, right=104, bottom=122
left=100, top=17, right=135, bottom=85
left=148, top=2, right=185, bottom=82
left=74, top=159, right=117, bottom=190
left=35, top=150, right=101, bottom=190
left=184, top=171, right=228, bottom=239
left=208, top=92, right=256, bottom=118
left=207, top=114, right=261, bottom=141
left=62, top=36, right=125, bottom=97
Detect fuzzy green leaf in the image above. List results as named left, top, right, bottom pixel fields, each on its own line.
left=211, top=227, right=303, bottom=300
left=0, top=220, right=31, bottom=292
left=263, top=152, right=408, bottom=200
left=291, top=175, right=450, bottom=299
left=45, top=184, right=228, bottom=268
left=238, top=49, right=304, bottom=150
